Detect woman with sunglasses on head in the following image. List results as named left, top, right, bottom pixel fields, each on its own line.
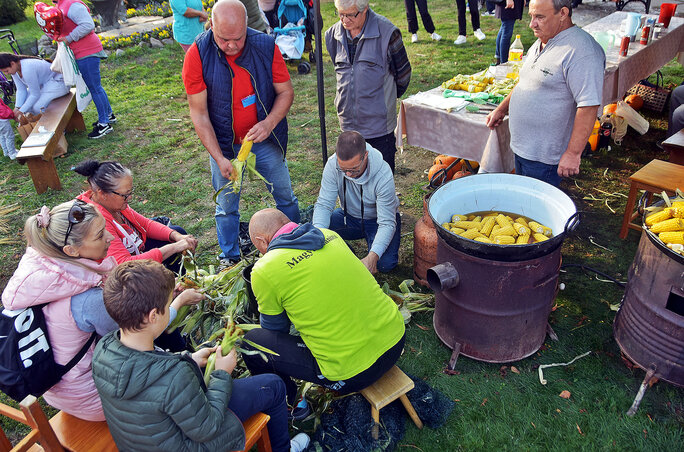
left=1, top=201, right=204, bottom=420
left=74, top=160, right=198, bottom=273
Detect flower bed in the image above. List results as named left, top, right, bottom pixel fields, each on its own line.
left=125, top=0, right=217, bottom=19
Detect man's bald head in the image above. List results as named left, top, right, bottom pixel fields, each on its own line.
left=212, top=0, right=248, bottom=55
left=212, top=0, right=248, bottom=26
left=249, top=208, right=290, bottom=253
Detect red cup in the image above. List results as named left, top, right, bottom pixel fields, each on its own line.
left=658, top=3, right=677, bottom=28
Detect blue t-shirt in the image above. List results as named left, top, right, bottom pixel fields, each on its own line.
left=170, top=0, right=205, bottom=45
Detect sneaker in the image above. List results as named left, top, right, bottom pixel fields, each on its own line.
left=454, top=35, right=467, bottom=45
left=88, top=123, right=113, bottom=139
left=411, top=33, right=418, bottom=43
left=431, top=32, right=442, bottom=41
left=91, top=113, right=117, bottom=127
left=8, top=148, right=18, bottom=160
left=217, top=257, right=240, bottom=269
left=290, top=433, right=310, bottom=452
left=289, top=398, right=311, bottom=421
left=474, top=28, right=486, bottom=41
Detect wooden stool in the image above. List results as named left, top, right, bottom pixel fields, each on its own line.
left=620, top=159, right=684, bottom=239
left=239, top=412, right=271, bottom=452
left=360, top=366, right=423, bottom=440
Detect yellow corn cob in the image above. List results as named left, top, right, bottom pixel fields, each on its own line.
left=673, top=201, right=684, bottom=209
left=533, top=233, right=549, bottom=242
left=474, top=236, right=493, bottom=243
left=442, top=223, right=451, bottom=229
left=452, top=214, right=468, bottom=222
left=496, top=214, right=512, bottom=229
left=514, top=217, right=529, bottom=228
left=650, top=218, right=684, bottom=233
left=467, top=214, right=477, bottom=221
left=492, top=224, right=501, bottom=235
left=529, top=221, right=552, bottom=237
left=472, top=216, right=482, bottom=223
left=236, top=140, right=254, bottom=162
left=454, top=221, right=481, bottom=230
left=512, top=223, right=529, bottom=236
left=516, top=234, right=530, bottom=245
left=491, top=225, right=517, bottom=238
left=671, top=207, right=684, bottom=218
left=659, top=231, right=684, bottom=245
left=480, top=216, right=496, bottom=236
left=450, top=227, right=465, bottom=235
left=461, top=228, right=484, bottom=240
left=494, top=235, right=515, bottom=244
left=645, top=209, right=672, bottom=226
left=506, top=215, right=514, bottom=223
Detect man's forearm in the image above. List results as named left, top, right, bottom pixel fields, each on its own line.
left=264, top=90, right=293, bottom=130
left=564, top=106, right=599, bottom=158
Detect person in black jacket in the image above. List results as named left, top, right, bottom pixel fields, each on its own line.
left=494, top=0, right=524, bottom=64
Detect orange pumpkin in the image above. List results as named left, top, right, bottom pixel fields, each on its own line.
left=434, top=154, right=459, bottom=167
left=603, top=103, right=617, bottom=116
left=428, top=163, right=449, bottom=185
left=624, top=94, right=644, bottom=111
left=451, top=170, right=472, bottom=180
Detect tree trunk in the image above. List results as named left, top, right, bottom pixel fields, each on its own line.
left=91, top=0, right=121, bottom=29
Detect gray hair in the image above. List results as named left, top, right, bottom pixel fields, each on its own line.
left=552, top=0, right=573, bottom=17
left=73, top=160, right=132, bottom=194
left=334, top=0, right=369, bottom=13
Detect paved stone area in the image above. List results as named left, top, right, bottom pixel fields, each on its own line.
left=98, top=15, right=173, bottom=38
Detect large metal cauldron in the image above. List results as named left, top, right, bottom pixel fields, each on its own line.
left=426, top=174, right=577, bottom=367
left=614, top=199, right=684, bottom=414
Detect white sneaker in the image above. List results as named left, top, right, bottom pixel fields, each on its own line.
left=290, top=433, right=310, bottom=452
left=454, top=35, right=467, bottom=45
left=474, top=28, right=486, bottom=41
left=411, top=33, right=418, bottom=43
left=431, top=32, right=442, bottom=41
left=8, top=148, right=18, bottom=160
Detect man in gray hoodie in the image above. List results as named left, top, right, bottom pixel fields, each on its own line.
left=312, top=131, right=400, bottom=274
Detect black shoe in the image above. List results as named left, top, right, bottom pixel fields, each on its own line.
left=289, top=402, right=311, bottom=421
left=217, top=257, right=240, bottom=270
left=92, top=113, right=117, bottom=127
left=88, top=123, right=113, bottom=139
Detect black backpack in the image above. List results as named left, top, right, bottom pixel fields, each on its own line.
left=0, top=304, right=96, bottom=402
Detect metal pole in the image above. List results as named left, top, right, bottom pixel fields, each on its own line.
left=312, top=0, right=327, bottom=163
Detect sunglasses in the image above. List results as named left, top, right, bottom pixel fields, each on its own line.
left=112, top=189, right=134, bottom=201
left=64, top=201, right=87, bottom=246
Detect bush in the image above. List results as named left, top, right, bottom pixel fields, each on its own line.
left=0, top=0, right=28, bottom=26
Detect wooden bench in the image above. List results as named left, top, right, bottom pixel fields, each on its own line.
left=15, top=89, right=86, bottom=194
left=662, top=129, right=684, bottom=166
left=620, top=159, right=684, bottom=239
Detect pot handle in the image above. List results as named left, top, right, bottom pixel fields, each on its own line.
left=427, top=262, right=460, bottom=292
left=563, top=211, right=581, bottom=235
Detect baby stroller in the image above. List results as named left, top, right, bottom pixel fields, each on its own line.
left=0, top=29, right=39, bottom=104
left=273, top=0, right=318, bottom=74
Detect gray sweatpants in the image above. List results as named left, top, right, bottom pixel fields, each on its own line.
left=0, top=119, right=16, bottom=157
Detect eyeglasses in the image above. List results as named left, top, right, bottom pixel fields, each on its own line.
left=64, top=201, right=87, bottom=246
left=337, top=153, right=367, bottom=176
left=112, top=189, right=134, bottom=201
left=337, top=9, right=362, bottom=20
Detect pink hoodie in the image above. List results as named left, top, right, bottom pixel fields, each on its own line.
left=2, top=247, right=116, bottom=421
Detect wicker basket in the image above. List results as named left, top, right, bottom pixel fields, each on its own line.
left=626, top=72, right=671, bottom=113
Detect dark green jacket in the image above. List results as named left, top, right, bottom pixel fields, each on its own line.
left=92, top=332, right=245, bottom=452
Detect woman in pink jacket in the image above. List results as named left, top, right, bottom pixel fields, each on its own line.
left=2, top=201, right=203, bottom=420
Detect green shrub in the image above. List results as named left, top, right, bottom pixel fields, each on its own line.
left=0, top=0, right=28, bottom=26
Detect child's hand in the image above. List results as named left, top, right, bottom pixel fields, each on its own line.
left=171, top=288, right=204, bottom=311
left=192, top=345, right=217, bottom=367
left=215, top=346, right=237, bottom=374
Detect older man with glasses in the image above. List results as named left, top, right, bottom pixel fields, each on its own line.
left=312, top=131, right=400, bottom=274
left=325, top=0, right=411, bottom=173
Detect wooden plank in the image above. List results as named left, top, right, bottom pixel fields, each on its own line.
left=360, top=366, right=414, bottom=410
left=629, top=159, right=684, bottom=191
left=240, top=413, right=270, bottom=452
left=26, top=158, right=61, bottom=194
left=49, top=412, right=118, bottom=452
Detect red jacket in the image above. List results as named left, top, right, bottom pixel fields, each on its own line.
left=77, top=191, right=173, bottom=264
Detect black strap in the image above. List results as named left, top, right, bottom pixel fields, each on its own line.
left=342, top=178, right=365, bottom=232
left=59, top=332, right=97, bottom=377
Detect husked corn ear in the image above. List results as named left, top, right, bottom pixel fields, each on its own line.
left=442, top=222, right=450, bottom=229
left=645, top=209, right=672, bottom=226
left=514, top=217, right=529, bottom=228
left=529, top=221, right=552, bottom=236
left=516, top=234, right=530, bottom=244
left=452, top=214, right=468, bottom=222
left=450, top=227, right=465, bottom=234
left=494, top=235, right=515, bottom=244
left=480, top=216, right=496, bottom=236
left=454, top=220, right=481, bottom=230
left=496, top=214, right=512, bottom=229
left=474, top=236, right=493, bottom=243
left=650, top=218, right=684, bottom=233
left=512, top=223, right=530, bottom=236
left=236, top=140, right=253, bottom=161
left=492, top=224, right=501, bottom=235
left=673, top=201, right=684, bottom=209
left=472, top=216, right=482, bottom=222
left=671, top=207, right=684, bottom=218
left=491, top=225, right=517, bottom=237
left=461, top=228, right=484, bottom=240
left=667, top=243, right=684, bottom=254
left=659, top=231, right=684, bottom=245
left=533, top=233, right=549, bottom=242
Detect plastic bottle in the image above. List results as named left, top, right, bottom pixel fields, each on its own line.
left=508, top=35, right=524, bottom=62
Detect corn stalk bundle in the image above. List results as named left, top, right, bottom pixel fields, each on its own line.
left=213, top=140, right=272, bottom=200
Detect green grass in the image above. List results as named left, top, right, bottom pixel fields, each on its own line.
left=0, top=0, right=683, bottom=449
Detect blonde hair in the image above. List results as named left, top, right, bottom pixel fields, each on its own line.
left=24, top=201, right=102, bottom=265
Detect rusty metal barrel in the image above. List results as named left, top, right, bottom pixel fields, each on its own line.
left=413, top=194, right=438, bottom=287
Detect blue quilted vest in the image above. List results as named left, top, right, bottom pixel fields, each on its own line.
left=195, top=28, right=288, bottom=159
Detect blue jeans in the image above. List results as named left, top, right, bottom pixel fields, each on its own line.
left=210, top=140, right=299, bottom=260
left=228, top=374, right=290, bottom=452
left=76, top=56, right=112, bottom=125
left=514, top=154, right=561, bottom=187
left=328, top=208, right=400, bottom=273
left=496, top=19, right=516, bottom=62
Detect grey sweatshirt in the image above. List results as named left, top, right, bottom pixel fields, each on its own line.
left=313, top=145, right=399, bottom=258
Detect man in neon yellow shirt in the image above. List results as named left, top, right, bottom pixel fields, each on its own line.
left=243, top=208, right=406, bottom=419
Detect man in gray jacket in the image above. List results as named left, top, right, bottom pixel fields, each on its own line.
left=313, top=131, right=400, bottom=274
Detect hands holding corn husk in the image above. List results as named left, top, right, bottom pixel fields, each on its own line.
left=213, top=140, right=272, bottom=199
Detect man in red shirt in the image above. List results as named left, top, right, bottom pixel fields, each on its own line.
left=182, top=0, right=299, bottom=266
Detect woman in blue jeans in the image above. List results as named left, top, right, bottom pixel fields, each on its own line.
left=494, top=0, right=524, bottom=64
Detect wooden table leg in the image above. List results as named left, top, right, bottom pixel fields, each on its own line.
left=620, top=182, right=638, bottom=239
left=26, top=158, right=61, bottom=194
left=370, top=406, right=380, bottom=440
